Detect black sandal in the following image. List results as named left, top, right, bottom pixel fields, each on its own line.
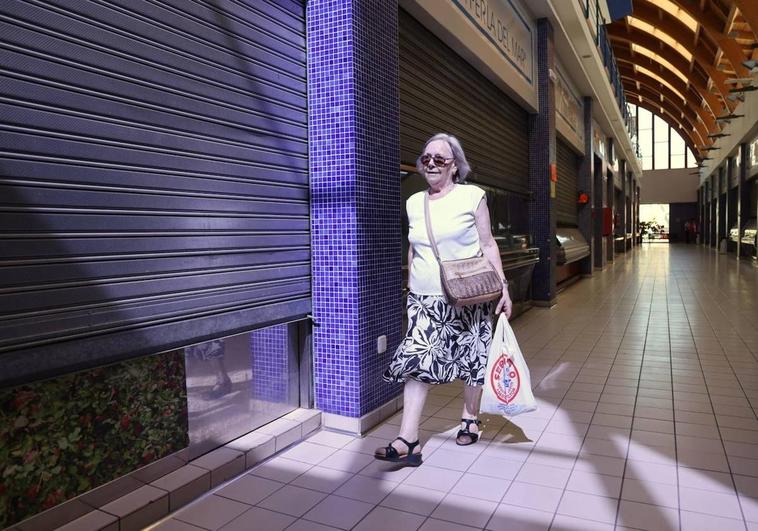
left=456, top=418, right=482, bottom=446
left=374, top=437, right=423, bottom=466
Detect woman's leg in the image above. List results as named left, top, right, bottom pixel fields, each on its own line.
left=459, top=384, right=482, bottom=440
left=375, top=379, right=429, bottom=457
left=397, top=379, right=430, bottom=447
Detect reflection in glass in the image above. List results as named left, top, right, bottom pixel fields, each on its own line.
left=184, top=324, right=300, bottom=458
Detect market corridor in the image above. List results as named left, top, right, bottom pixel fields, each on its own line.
left=152, top=245, right=758, bottom=531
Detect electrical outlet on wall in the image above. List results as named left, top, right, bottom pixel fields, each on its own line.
left=377, top=335, right=387, bottom=354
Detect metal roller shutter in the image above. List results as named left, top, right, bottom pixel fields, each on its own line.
left=399, top=10, right=529, bottom=194
left=556, top=138, right=580, bottom=226
left=0, top=0, right=309, bottom=386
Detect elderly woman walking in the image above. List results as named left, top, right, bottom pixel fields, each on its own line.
left=375, top=133, right=512, bottom=466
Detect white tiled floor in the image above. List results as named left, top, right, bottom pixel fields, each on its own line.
left=150, top=245, right=758, bottom=531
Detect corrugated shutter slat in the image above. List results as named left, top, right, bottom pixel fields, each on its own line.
left=0, top=0, right=309, bottom=386
left=556, top=139, right=580, bottom=226
left=399, top=10, right=529, bottom=194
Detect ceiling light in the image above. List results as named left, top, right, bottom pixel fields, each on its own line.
left=708, top=133, right=729, bottom=138
left=727, top=93, right=746, bottom=102
left=725, top=78, right=754, bottom=85
left=742, top=60, right=758, bottom=70
left=729, top=86, right=758, bottom=93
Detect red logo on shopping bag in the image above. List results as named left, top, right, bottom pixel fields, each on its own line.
left=490, top=351, right=520, bottom=404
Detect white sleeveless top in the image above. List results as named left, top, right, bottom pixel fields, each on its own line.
left=407, top=184, right=486, bottom=296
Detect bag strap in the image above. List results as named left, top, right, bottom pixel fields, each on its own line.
left=423, top=192, right=443, bottom=264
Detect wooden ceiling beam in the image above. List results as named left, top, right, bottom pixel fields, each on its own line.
left=734, top=0, right=758, bottom=41
left=608, top=25, right=735, bottom=108
left=618, top=68, right=717, bottom=132
left=624, top=90, right=707, bottom=151
left=624, top=83, right=702, bottom=140
left=624, top=84, right=709, bottom=144
left=617, top=66, right=718, bottom=132
left=613, top=47, right=724, bottom=118
left=661, top=0, right=752, bottom=77
left=628, top=93, right=703, bottom=159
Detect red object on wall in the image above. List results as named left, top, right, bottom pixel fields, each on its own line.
left=550, top=163, right=557, bottom=182
left=602, top=207, right=613, bottom=236
left=577, top=192, right=589, bottom=204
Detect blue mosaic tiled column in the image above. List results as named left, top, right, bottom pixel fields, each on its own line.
left=528, top=18, right=557, bottom=304
left=618, top=159, right=626, bottom=253
left=250, top=325, right=288, bottom=403
left=606, top=138, right=615, bottom=263
left=307, top=0, right=402, bottom=418
left=578, top=97, right=593, bottom=275
left=593, top=146, right=607, bottom=269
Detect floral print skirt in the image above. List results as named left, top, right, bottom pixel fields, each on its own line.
left=383, top=292, right=493, bottom=386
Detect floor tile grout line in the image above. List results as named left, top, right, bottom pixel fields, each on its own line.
left=157, top=247, right=757, bottom=531
left=695, top=259, right=758, bottom=368
left=431, top=285, right=617, bottom=529
left=482, top=295, right=620, bottom=528
left=613, top=267, right=661, bottom=530
left=681, top=279, right=752, bottom=530
left=537, top=273, right=647, bottom=530
left=683, top=274, right=758, bottom=424
left=686, top=268, right=758, bottom=370
left=664, top=277, right=683, bottom=531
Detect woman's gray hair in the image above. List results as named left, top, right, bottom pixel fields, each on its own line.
left=417, top=133, right=471, bottom=183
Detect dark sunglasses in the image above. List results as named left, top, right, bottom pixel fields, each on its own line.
left=420, top=154, right=454, bottom=167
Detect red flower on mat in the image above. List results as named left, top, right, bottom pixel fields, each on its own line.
left=12, top=391, right=36, bottom=409
left=41, top=489, right=64, bottom=509
left=23, top=450, right=38, bottom=464
left=119, top=415, right=131, bottom=430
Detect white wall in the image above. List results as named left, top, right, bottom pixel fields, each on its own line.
left=639, top=168, right=699, bottom=204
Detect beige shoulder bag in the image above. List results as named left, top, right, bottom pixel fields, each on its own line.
left=424, top=192, right=503, bottom=307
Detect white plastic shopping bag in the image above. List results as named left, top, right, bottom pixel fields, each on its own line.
left=480, top=314, right=537, bottom=417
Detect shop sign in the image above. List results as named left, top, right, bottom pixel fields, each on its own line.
left=555, top=64, right=584, bottom=145
left=452, top=0, right=533, bottom=84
